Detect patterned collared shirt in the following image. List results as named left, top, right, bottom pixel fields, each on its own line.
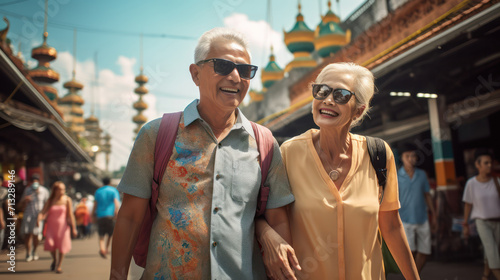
left=22, top=185, right=49, bottom=217
left=118, top=99, right=294, bottom=279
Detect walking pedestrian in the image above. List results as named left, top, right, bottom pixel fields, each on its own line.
left=111, top=27, right=295, bottom=279
left=74, top=197, right=90, bottom=238
left=38, top=181, right=78, bottom=273
left=93, top=177, right=120, bottom=258
left=258, top=62, right=420, bottom=279
left=397, top=143, right=437, bottom=274
left=462, top=148, right=500, bottom=280
left=19, top=174, right=49, bottom=262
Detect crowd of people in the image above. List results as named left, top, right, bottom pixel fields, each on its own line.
left=0, top=175, right=121, bottom=274
left=0, top=27, right=498, bottom=280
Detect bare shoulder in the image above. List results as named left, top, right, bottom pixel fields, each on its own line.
left=65, top=195, right=73, bottom=205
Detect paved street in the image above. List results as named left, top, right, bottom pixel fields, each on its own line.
left=0, top=234, right=111, bottom=279
left=0, top=234, right=487, bottom=279
left=387, top=260, right=485, bottom=280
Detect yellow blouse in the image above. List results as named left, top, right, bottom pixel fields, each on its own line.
left=280, top=130, right=400, bottom=280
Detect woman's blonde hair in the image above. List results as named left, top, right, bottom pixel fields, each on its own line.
left=315, top=62, right=375, bottom=127
left=47, top=181, right=65, bottom=206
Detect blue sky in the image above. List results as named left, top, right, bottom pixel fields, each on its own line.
left=1, top=0, right=365, bottom=171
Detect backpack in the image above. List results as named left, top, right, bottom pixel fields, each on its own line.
left=365, top=136, right=401, bottom=275
left=132, top=112, right=275, bottom=268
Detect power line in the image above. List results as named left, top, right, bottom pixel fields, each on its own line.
left=0, top=9, right=197, bottom=40
left=153, top=90, right=196, bottom=100
left=0, top=0, right=29, bottom=7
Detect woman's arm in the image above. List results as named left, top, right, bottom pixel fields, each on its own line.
left=379, top=210, right=419, bottom=280
left=110, top=193, right=148, bottom=280
left=66, top=197, right=78, bottom=237
left=256, top=206, right=300, bottom=280
left=37, top=199, right=51, bottom=225
left=462, top=202, right=473, bottom=238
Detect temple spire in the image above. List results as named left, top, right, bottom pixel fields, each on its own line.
left=133, top=34, right=149, bottom=138
left=43, top=0, right=48, bottom=45
left=29, top=0, right=60, bottom=103
left=58, top=29, right=85, bottom=135
left=72, top=29, right=77, bottom=80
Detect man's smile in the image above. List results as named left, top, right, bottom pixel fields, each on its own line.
left=220, top=87, right=240, bottom=94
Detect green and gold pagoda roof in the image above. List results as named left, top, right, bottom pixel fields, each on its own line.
left=261, top=47, right=285, bottom=89
left=314, top=1, right=351, bottom=58
left=284, top=3, right=315, bottom=54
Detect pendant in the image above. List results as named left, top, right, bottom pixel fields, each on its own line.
left=329, top=170, right=340, bottom=181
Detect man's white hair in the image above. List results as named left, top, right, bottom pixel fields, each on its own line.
left=194, top=27, right=251, bottom=63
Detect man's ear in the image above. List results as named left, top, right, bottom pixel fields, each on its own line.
left=189, top=64, right=200, bottom=86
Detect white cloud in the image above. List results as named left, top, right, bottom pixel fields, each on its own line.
left=223, top=13, right=293, bottom=92
left=48, top=52, right=158, bottom=172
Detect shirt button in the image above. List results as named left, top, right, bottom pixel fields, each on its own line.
left=214, top=207, right=220, bottom=214
left=218, top=143, right=222, bottom=148
left=212, top=241, right=217, bottom=247
left=216, top=174, right=221, bottom=180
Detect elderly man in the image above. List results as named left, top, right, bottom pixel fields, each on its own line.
left=111, top=28, right=297, bottom=279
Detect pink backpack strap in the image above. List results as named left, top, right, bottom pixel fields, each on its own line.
left=151, top=112, right=182, bottom=210
left=133, top=111, right=181, bottom=268
left=250, top=121, right=274, bottom=217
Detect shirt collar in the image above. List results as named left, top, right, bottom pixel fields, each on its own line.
left=182, top=99, right=255, bottom=139
left=183, top=99, right=201, bottom=126
left=398, top=166, right=408, bottom=177
left=398, top=166, right=418, bottom=178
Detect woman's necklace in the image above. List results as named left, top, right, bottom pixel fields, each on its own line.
left=317, top=136, right=350, bottom=181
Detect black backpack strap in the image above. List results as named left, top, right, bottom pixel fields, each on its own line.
left=366, top=136, right=387, bottom=190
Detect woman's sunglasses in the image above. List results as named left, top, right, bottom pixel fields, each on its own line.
left=197, top=58, right=258, bottom=80
left=312, top=84, right=356, bottom=105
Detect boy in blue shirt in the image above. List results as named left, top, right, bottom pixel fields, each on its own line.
left=398, top=143, right=437, bottom=274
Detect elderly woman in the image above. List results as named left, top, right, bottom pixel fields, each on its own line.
left=257, top=62, right=419, bottom=280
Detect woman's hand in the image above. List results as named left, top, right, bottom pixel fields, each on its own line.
left=462, top=223, right=470, bottom=239
left=37, top=213, right=43, bottom=227
left=259, top=225, right=300, bottom=280
left=72, top=227, right=78, bottom=238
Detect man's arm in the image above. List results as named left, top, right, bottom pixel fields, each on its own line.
left=424, top=192, right=437, bottom=232
left=256, top=206, right=300, bottom=280
left=110, top=193, right=148, bottom=280
left=379, top=210, right=420, bottom=280
left=18, top=189, right=31, bottom=210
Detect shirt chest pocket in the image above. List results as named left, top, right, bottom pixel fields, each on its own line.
left=230, top=159, right=261, bottom=202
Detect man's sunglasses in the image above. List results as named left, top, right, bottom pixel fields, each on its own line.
left=312, top=84, right=356, bottom=105
left=197, top=58, right=258, bottom=80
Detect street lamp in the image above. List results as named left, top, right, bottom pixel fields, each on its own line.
left=91, top=145, right=100, bottom=153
